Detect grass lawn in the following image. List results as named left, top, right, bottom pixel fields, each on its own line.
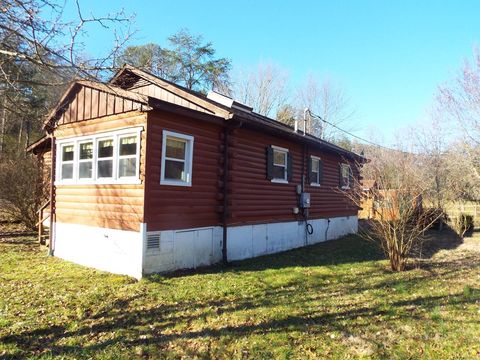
left=0, top=233, right=479, bottom=359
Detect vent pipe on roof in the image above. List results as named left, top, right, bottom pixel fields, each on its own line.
left=303, top=108, right=309, bottom=135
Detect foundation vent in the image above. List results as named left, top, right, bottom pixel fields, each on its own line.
left=146, top=232, right=161, bottom=251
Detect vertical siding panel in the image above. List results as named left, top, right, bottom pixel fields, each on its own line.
left=98, top=91, right=107, bottom=117
left=107, top=93, right=115, bottom=115
left=76, top=88, right=85, bottom=121
left=114, top=96, right=124, bottom=114
left=70, top=92, right=78, bottom=123
left=91, top=89, right=99, bottom=118
left=84, top=87, right=92, bottom=119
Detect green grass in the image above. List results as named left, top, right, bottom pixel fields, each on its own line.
left=0, top=234, right=479, bottom=359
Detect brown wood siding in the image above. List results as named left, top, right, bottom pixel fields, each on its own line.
left=228, top=127, right=359, bottom=226
left=128, top=82, right=214, bottom=115
left=305, top=148, right=359, bottom=219
left=53, top=113, right=147, bottom=231
left=144, top=110, right=223, bottom=231
left=57, top=85, right=147, bottom=126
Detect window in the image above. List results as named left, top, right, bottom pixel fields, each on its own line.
left=78, top=141, right=93, bottom=179
left=267, top=145, right=291, bottom=183
left=60, top=143, right=74, bottom=180
left=340, top=163, right=352, bottom=189
left=309, top=156, right=323, bottom=186
left=97, top=138, right=114, bottom=178
left=161, top=130, right=194, bottom=186
left=118, top=135, right=138, bottom=178
left=55, top=127, right=141, bottom=185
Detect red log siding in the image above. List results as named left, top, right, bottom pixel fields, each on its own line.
left=144, top=111, right=223, bottom=231
left=306, top=148, right=359, bottom=218
left=228, top=128, right=302, bottom=225
left=228, top=127, right=358, bottom=225
left=143, top=116, right=359, bottom=231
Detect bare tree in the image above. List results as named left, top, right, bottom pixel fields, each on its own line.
left=353, top=149, right=441, bottom=271
left=0, top=0, right=134, bottom=227
left=436, top=49, right=480, bottom=200
left=297, top=75, right=355, bottom=140
left=232, top=62, right=289, bottom=117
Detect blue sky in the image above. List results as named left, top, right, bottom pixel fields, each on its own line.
left=63, top=0, right=480, bottom=145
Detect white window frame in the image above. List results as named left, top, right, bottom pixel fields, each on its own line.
left=160, top=130, right=194, bottom=187
left=310, top=155, right=321, bottom=187
left=96, top=136, right=115, bottom=180
left=117, top=134, right=141, bottom=180
left=340, top=163, right=352, bottom=190
left=59, top=142, right=75, bottom=183
left=55, top=127, right=142, bottom=185
left=271, top=145, right=289, bottom=184
left=77, top=140, right=94, bottom=181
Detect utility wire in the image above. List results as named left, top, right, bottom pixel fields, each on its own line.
left=306, top=109, right=406, bottom=153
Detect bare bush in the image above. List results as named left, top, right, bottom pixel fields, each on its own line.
left=0, top=156, right=45, bottom=230
left=352, top=151, right=441, bottom=271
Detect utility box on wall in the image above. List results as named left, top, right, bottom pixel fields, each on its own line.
left=300, top=192, right=311, bottom=208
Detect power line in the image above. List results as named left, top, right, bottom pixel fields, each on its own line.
left=306, top=110, right=401, bottom=153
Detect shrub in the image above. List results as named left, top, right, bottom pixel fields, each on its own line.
left=0, top=156, right=46, bottom=230
left=451, top=213, right=473, bottom=237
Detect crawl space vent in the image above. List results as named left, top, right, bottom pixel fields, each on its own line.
left=146, top=232, right=161, bottom=251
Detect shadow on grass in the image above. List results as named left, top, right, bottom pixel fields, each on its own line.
left=1, top=231, right=480, bottom=358
left=2, top=286, right=479, bottom=357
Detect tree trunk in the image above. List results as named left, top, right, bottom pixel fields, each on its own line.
left=0, top=96, right=6, bottom=158
left=17, top=118, right=23, bottom=154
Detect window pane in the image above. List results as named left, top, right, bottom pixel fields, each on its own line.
left=119, top=158, right=137, bottom=177
left=98, top=139, right=113, bottom=158
left=119, top=136, right=137, bottom=156
left=312, top=159, right=319, bottom=172
left=165, top=159, right=185, bottom=181
left=98, top=160, right=113, bottom=178
left=166, top=138, right=186, bottom=159
left=273, top=150, right=286, bottom=165
left=79, top=142, right=93, bottom=160
left=62, top=145, right=74, bottom=161
left=79, top=162, right=92, bottom=179
left=61, top=163, right=73, bottom=179
left=273, top=165, right=285, bottom=179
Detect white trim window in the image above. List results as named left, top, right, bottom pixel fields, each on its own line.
left=340, top=163, right=352, bottom=189
left=267, top=145, right=290, bottom=184
left=78, top=141, right=93, bottom=180
left=118, top=135, right=138, bottom=178
left=160, top=130, right=194, bottom=187
left=59, top=143, right=75, bottom=181
left=310, top=156, right=321, bottom=186
left=96, top=137, right=114, bottom=179
left=55, top=127, right=142, bottom=185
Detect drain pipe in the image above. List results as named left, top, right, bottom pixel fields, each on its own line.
left=222, top=126, right=229, bottom=264
left=48, top=135, right=56, bottom=256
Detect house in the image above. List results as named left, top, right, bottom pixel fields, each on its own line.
left=28, top=65, right=365, bottom=279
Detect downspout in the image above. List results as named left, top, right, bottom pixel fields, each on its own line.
left=48, top=134, right=56, bottom=256
left=222, top=126, right=229, bottom=265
